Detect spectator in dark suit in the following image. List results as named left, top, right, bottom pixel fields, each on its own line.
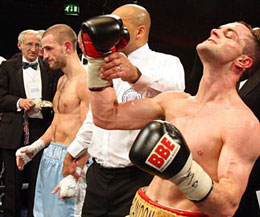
left=0, top=29, right=60, bottom=217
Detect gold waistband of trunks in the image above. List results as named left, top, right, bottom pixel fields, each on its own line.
left=127, top=188, right=209, bottom=217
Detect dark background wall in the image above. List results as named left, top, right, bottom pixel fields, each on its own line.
left=0, top=0, right=260, bottom=94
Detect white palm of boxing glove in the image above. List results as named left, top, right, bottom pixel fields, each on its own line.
left=169, top=154, right=213, bottom=201
left=15, top=139, right=45, bottom=165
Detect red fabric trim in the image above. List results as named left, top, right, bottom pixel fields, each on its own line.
left=137, top=188, right=209, bottom=217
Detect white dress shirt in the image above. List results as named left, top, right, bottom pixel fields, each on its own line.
left=0, top=56, right=6, bottom=65
left=17, top=57, right=43, bottom=118
left=68, top=43, right=185, bottom=168
left=239, top=79, right=248, bottom=90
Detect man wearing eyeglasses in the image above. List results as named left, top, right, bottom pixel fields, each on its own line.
left=0, top=29, right=61, bottom=217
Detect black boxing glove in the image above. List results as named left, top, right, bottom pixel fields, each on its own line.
left=129, top=120, right=213, bottom=202
left=115, top=26, right=129, bottom=51
left=81, top=15, right=129, bottom=91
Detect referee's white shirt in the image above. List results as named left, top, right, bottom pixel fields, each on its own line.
left=68, top=43, right=185, bottom=168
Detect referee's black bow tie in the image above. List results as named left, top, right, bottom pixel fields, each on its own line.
left=22, top=62, right=38, bottom=70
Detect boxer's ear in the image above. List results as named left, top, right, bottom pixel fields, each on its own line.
left=235, top=55, right=253, bottom=70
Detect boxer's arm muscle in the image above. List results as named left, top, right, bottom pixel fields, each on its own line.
left=77, top=76, right=90, bottom=123
left=91, top=87, right=165, bottom=130
left=196, top=119, right=260, bottom=217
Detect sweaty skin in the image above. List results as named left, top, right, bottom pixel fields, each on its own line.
left=52, top=72, right=89, bottom=145
left=40, top=32, right=90, bottom=147
left=16, top=27, right=91, bottom=171
left=90, top=22, right=260, bottom=217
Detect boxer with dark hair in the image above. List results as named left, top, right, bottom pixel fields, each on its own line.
left=88, top=21, right=260, bottom=217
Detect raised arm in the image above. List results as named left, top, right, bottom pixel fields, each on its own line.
left=91, top=86, right=164, bottom=130
left=100, top=50, right=185, bottom=96
left=81, top=15, right=165, bottom=130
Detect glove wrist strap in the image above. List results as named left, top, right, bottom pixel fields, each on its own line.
left=87, top=57, right=113, bottom=90
left=169, top=154, right=213, bottom=202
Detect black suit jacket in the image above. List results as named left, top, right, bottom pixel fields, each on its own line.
left=239, top=67, right=260, bottom=120
left=0, top=56, right=58, bottom=150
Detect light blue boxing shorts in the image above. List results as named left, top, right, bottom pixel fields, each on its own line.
left=33, top=142, right=87, bottom=217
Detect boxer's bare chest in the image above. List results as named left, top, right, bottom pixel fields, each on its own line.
left=165, top=100, right=224, bottom=167
left=54, top=77, right=80, bottom=114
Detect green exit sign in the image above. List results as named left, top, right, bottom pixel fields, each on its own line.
left=64, top=3, right=80, bottom=16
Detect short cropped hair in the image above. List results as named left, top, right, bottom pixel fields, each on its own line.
left=43, top=24, right=77, bottom=51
